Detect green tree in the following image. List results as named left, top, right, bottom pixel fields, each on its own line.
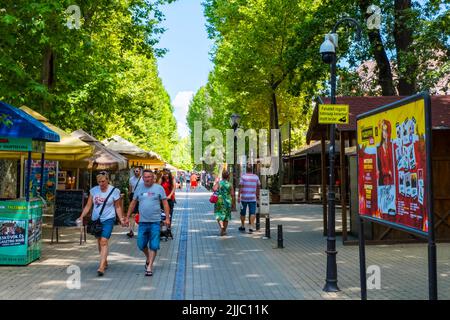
left=0, top=0, right=178, bottom=162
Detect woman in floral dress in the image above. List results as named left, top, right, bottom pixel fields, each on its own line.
left=213, top=170, right=235, bottom=236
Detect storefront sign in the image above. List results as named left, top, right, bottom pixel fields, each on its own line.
left=357, top=94, right=431, bottom=235
left=0, top=137, right=45, bottom=152
left=319, top=104, right=349, bottom=124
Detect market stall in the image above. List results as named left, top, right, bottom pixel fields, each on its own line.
left=19, top=107, right=93, bottom=194
left=71, top=129, right=128, bottom=191
left=0, top=101, right=60, bottom=265
left=102, top=135, right=166, bottom=169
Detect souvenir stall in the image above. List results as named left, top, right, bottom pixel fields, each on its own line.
left=19, top=107, right=93, bottom=195
left=1, top=106, right=94, bottom=245
left=102, top=135, right=166, bottom=170
left=0, top=102, right=60, bottom=265
left=71, top=129, right=128, bottom=191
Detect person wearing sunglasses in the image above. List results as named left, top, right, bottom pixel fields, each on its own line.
left=127, top=167, right=144, bottom=238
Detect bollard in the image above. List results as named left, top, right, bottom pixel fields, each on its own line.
left=256, top=213, right=260, bottom=231
left=264, top=216, right=270, bottom=239
left=277, top=225, right=284, bottom=248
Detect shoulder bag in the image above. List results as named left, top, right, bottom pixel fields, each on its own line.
left=129, top=177, right=141, bottom=202
left=87, top=187, right=116, bottom=237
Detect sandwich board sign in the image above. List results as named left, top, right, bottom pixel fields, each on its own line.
left=260, top=189, right=270, bottom=215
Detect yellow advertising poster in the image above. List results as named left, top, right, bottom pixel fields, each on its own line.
left=357, top=98, right=429, bottom=234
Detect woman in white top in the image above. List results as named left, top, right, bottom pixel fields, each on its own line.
left=78, top=172, right=125, bottom=276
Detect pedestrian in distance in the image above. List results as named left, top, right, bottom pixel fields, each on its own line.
left=126, top=170, right=170, bottom=276
left=213, top=170, right=235, bottom=236
left=190, top=172, right=198, bottom=191
left=158, top=169, right=176, bottom=229
left=127, top=167, right=143, bottom=238
left=78, top=172, right=126, bottom=276
left=238, top=163, right=261, bottom=233
left=179, top=172, right=184, bottom=190
left=185, top=172, right=191, bottom=192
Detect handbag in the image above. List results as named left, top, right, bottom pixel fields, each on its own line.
left=209, top=192, right=218, bottom=204
left=87, top=187, right=116, bottom=237
left=129, top=176, right=142, bottom=201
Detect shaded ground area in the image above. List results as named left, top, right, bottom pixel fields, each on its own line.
left=0, top=186, right=449, bottom=300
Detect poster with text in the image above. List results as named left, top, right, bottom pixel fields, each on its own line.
left=357, top=97, right=429, bottom=234
left=0, top=219, right=26, bottom=248
left=24, top=160, right=58, bottom=202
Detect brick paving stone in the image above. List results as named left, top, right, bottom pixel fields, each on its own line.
left=1, top=186, right=449, bottom=300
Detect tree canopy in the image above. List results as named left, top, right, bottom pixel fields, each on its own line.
left=187, top=0, right=448, bottom=191
left=0, top=0, right=180, bottom=162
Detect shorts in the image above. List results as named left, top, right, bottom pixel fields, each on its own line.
left=137, top=222, right=160, bottom=251
left=98, top=218, right=115, bottom=239
left=240, top=201, right=257, bottom=216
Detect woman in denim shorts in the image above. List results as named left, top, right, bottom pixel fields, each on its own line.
left=78, top=172, right=126, bottom=276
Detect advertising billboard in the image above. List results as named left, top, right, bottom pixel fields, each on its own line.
left=357, top=93, right=431, bottom=236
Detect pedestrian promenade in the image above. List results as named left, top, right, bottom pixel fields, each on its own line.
left=0, top=186, right=449, bottom=300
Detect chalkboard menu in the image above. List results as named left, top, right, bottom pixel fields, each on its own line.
left=53, top=190, right=84, bottom=227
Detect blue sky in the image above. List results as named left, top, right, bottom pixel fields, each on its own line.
left=156, top=0, right=214, bottom=138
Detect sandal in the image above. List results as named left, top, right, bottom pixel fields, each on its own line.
left=97, top=269, right=105, bottom=276
left=145, top=270, right=153, bottom=277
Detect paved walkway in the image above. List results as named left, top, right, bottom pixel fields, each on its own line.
left=1, top=186, right=449, bottom=300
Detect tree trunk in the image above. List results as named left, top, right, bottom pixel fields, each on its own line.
left=359, top=0, right=396, bottom=96
left=270, top=79, right=283, bottom=193
left=394, top=0, right=417, bottom=95
left=41, top=46, right=56, bottom=113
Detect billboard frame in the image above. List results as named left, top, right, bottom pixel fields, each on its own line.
left=356, top=92, right=437, bottom=300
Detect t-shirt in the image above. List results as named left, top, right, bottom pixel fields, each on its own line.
left=239, top=173, right=261, bottom=202
left=134, top=183, right=167, bottom=223
left=161, top=180, right=175, bottom=201
left=90, top=185, right=121, bottom=222
left=129, top=175, right=144, bottom=193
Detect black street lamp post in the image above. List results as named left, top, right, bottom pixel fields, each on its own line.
left=230, top=114, right=241, bottom=211
left=320, top=17, right=362, bottom=293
